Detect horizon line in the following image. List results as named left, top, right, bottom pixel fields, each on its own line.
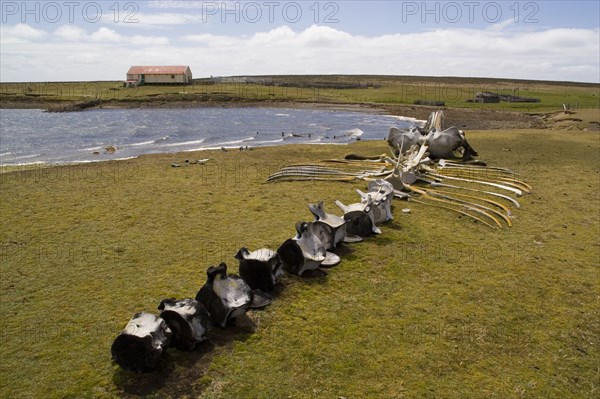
left=1, top=74, right=598, bottom=86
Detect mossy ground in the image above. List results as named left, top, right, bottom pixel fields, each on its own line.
left=0, top=129, right=598, bottom=398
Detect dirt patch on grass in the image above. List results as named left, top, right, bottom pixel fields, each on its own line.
left=534, top=109, right=600, bottom=131
left=379, top=104, right=544, bottom=130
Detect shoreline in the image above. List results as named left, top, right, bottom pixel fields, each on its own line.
left=1, top=98, right=546, bottom=130
left=0, top=103, right=418, bottom=169
left=4, top=101, right=596, bottom=170
left=0, top=98, right=384, bottom=112
left=0, top=125, right=564, bottom=174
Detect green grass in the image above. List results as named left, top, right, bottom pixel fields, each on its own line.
left=1, top=75, right=598, bottom=111
left=0, top=130, right=598, bottom=398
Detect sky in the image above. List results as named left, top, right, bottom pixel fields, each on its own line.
left=0, top=0, right=599, bottom=82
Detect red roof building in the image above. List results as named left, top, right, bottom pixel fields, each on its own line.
left=126, top=66, right=192, bottom=85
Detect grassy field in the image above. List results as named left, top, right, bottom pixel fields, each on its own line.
left=0, top=129, right=598, bottom=398
left=1, top=75, right=598, bottom=111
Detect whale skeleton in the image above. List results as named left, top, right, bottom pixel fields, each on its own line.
left=267, top=111, right=531, bottom=228
left=388, top=110, right=479, bottom=161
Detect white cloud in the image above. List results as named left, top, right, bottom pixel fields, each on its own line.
left=487, top=18, right=515, bottom=32
left=249, top=26, right=296, bottom=45
left=297, top=25, right=354, bottom=46
left=90, top=27, right=122, bottom=42
left=51, top=25, right=170, bottom=46
left=1, top=24, right=598, bottom=82
left=0, top=23, right=46, bottom=43
left=55, top=25, right=86, bottom=41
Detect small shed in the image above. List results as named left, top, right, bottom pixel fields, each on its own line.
left=126, top=66, right=192, bottom=85
left=474, top=92, right=500, bottom=103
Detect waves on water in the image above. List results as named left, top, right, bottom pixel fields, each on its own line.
left=387, top=115, right=426, bottom=126
left=218, top=136, right=256, bottom=146
left=6, top=153, right=43, bottom=160
left=344, top=128, right=364, bottom=137
left=161, top=139, right=206, bottom=147
left=130, top=140, right=156, bottom=147
left=256, top=138, right=285, bottom=144
left=153, top=135, right=171, bottom=144
left=82, top=146, right=105, bottom=151
left=0, top=107, right=416, bottom=165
